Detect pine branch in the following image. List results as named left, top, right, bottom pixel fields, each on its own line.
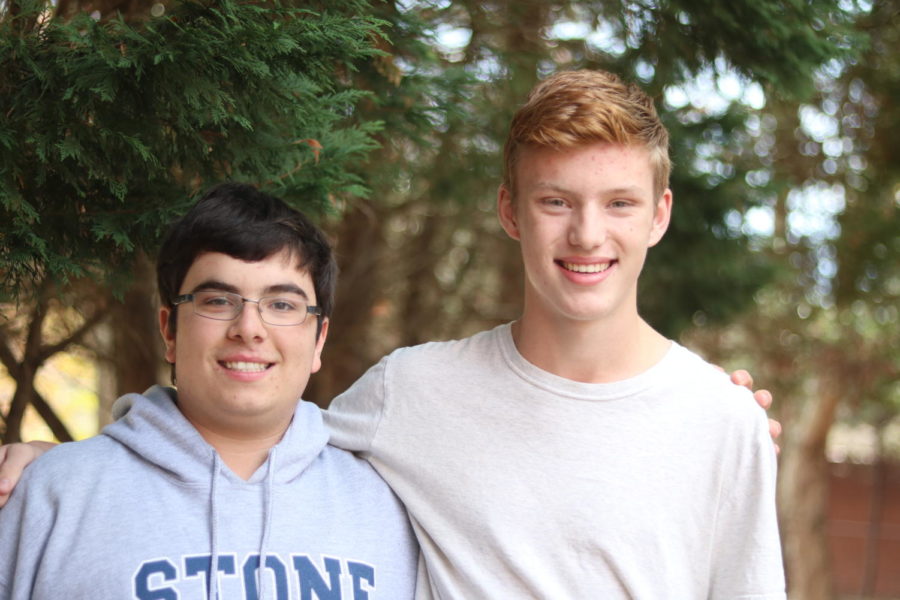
left=1, top=0, right=387, bottom=300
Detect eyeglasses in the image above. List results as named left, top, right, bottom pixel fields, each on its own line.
left=172, top=290, right=322, bottom=326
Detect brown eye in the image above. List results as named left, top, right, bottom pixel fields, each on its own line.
left=265, top=298, right=299, bottom=313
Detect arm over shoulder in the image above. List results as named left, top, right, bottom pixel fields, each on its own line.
left=0, top=441, right=57, bottom=508
left=323, top=355, right=390, bottom=454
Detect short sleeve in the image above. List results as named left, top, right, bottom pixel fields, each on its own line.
left=709, top=407, right=786, bottom=599
left=322, top=355, right=390, bottom=455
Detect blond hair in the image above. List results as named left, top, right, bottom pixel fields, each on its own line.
left=503, top=69, right=671, bottom=198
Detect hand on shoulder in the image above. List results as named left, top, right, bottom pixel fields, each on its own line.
left=0, top=441, right=56, bottom=507
left=728, top=369, right=781, bottom=454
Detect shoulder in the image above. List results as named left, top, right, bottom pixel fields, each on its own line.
left=25, top=435, right=121, bottom=482
left=657, top=346, right=774, bottom=467
left=3, top=435, right=121, bottom=513
left=334, top=326, right=500, bottom=399
left=326, top=325, right=508, bottom=447
left=317, top=444, right=393, bottom=489
left=664, top=344, right=762, bottom=420
left=381, top=325, right=505, bottom=374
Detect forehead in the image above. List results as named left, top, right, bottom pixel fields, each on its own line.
left=181, top=250, right=313, bottom=295
left=514, top=143, right=656, bottom=192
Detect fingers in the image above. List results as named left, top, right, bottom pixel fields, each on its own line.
left=753, top=389, right=773, bottom=411
left=0, top=445, right=9, bottom=508
left=752, top=389, right=778, bottom=454
left=769, top=418, right=782, bottom=455
left=726, top=370, right=780, bottom=455
left=729, top=369, right=753, bottom=390
left=0, top=478, right=10, bottom=507
left=769, top=418, right=782, bottom=440
left=730, top=370, right=774, bottom=411
left=0, top=442, right=51, bottom=508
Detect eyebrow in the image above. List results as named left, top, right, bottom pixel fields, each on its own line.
left=533, top=182, right=646, bottom=196
left=190, top=279, right=310, bottom=299
left=605, top=186, right=648, bottom=197
left=532, top=182, right=571, bottom=194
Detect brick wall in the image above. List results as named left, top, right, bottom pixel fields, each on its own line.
left=827, top=461, right=900, bottom=599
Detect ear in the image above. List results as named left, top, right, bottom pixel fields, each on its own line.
left=159, top=307, right=177, bottom=364
left=310, top=317, right=329, bottom=374
left=497, top=184, right=520, bottom=241
left=648, top=189, right=673, bottom=247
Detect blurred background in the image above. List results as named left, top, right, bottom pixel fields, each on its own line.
left=0, top=0, right=897, bottom=597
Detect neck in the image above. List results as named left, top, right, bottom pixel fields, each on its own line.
left=512, top=309, right=670, bottom=383
left=191, top=421, right=288, bottom=480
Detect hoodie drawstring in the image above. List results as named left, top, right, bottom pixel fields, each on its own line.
left=257, top=446, right=277, bottom=600
left=209, top=453, right=221, bottom=600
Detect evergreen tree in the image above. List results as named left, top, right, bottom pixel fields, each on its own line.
left=0, top=0, right=386, bottom=441
left=0, top=0, right=384, bottom=297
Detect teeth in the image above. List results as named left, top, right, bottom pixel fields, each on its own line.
left=223, top=361, right=269, bottom=372
left=562, top=262, right=611, bottom=274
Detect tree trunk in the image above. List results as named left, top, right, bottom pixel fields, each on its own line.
left=398, top=210, right=441, bottom=348
left=2, top=367, right=35, bottom=443
left=779, top=380, right=841, bottom=600
left=95, top=254, right=164, bottom=426
left=307, top=203, right=386, bottom=406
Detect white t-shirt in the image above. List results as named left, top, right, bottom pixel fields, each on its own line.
left=325, top=323, right=785, bottom=599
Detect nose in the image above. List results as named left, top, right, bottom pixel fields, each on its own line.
left=227, top=300, right=268, bottom=341
left=567, top=206, right=607, bottom=249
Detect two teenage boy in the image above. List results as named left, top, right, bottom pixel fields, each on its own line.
left=0, top=69, right=785, bottom=598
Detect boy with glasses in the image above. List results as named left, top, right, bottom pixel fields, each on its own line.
left=0, top=183, right=417, bottom=599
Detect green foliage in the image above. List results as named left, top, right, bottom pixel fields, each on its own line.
left=618, top=0, right=861, bottom=97
left=0, top=0, right=385, bottom=299
left=358, top=0, right=862, bottom=341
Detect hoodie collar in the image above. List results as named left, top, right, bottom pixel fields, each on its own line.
left=105, top=385, right=329, bottom=485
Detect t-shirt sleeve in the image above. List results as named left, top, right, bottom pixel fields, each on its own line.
left=322, top=355, right=390, bottom=455
left=709, top=406, right=786, bottom=599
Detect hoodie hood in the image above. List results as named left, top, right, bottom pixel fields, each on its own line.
left=105, top=385, right=330, bottom=599
left=106, top=385, right=328, bottom=485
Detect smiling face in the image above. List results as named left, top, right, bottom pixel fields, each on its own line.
left=159, top=249, right=328, bottom=439
left=498, top=142, right=672, bottom=329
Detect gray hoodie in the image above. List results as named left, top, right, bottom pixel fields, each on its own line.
left=0, top=385, right=417, bottom=599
